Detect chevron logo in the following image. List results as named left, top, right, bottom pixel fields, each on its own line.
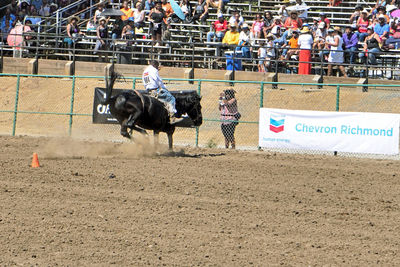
left=269, top=114, right=285, bottom=133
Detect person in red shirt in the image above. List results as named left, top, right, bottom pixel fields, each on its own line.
left=206, top=12, right=228, bottom=42
left=284, top=11, right=303, bottom=31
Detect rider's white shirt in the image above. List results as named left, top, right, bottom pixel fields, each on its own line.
left=142, top=65, right=167, bottom=91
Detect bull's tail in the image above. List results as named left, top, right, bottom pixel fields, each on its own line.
left=102, top=69, right=122, bottom=104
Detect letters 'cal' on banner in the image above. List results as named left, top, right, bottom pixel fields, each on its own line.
left=259, top=108, right=400, bottom=155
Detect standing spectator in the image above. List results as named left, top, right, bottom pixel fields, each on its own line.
left=326, top=27, right=347, bottom=77
left=297, top=26, right=313, bottom=75
left=357, top=10, right=370, bottom=41
left=192, top=0, right=208, bottom=24
left=148, top=1, right=165, bottom=46
left=343, top=25, right=359, bottom=65
left=94, top=17, right=109, bottom=62
left=133, top=2, right=146, bottom=29
left=257, top=41, right=267, bottom=72
left=359, top=26, right=381, bottom=65
left=295, top=0, right=308, bottom=21
left=120, top=0, right=133, bottom=21
left=263, top=11, right=274, bottom=33
left=250, top=13, right=264, bottom=40
left=219, top=89, right=240, bottom=149
left=319, top=12, right=330, bottom=28
left=206, top=12, right=227, bottom=43
left=264, top=33, right=276, bottom=71
left=229, top=9, right=244, bottom=30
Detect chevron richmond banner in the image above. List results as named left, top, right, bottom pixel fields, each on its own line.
left=259, top=108, right=400, bottom=155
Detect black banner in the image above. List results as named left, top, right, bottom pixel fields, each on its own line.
left=92, top=88, right=195, bottom=127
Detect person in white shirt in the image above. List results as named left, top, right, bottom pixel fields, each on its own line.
left=229, top=10, right=244, bottom=29
left=295, top=0, right=308, bottom=20
left=142, top=61, right=184, bottom=124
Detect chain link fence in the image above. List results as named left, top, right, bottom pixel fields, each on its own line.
left=1, top=73, right=400, bottom=158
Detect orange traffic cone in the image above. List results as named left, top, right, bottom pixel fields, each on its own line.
left=31, top=153, right=40, bottom=168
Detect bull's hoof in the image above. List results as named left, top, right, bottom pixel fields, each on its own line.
left=121, top=131, right=131, bottom=139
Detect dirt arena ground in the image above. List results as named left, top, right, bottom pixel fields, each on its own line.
left=1, top=135, right=399, bottom=266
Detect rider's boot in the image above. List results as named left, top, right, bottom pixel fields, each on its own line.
left=169, top=114, right=184, bottom=125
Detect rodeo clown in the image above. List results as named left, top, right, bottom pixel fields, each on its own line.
left=142, top=60, right=184, bottom=125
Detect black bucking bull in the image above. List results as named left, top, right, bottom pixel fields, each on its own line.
left=101, top=70, right=203, bottom=150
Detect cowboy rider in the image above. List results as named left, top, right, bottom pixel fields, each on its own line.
left=141, top=60, right=184, bottom=125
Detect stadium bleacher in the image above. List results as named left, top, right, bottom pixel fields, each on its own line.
left=1, top=0, right=400, bottom=79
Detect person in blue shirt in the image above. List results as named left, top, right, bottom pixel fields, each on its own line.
left=374, top=14, right=390, bottom=43
left=1, top=7, right=16, bottom=30
left=342, top=25, right=359, bottom=65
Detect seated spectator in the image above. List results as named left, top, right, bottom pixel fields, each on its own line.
left=39, top=0, right=51, bottom=17
left=64, top=16, right=85, bottom=49
left=145, top=0, right=155, bottom=12
left=111, top=18, right=124, bottom=40
left=1, top=19, right=12, bottom=44
left=282, top=10, right=303, bottom=40
left=229, top=10, right=244, bottom=30
left=161, top=0, right=173, bottom=18
left=222, top=22, right=239, bottom=46
left=278, top=0, right=290, bottom=22
left=357, top=10, right=370, bottom=42
left=207, top=12, right=227, bottom=43
left=328, top=0, right=341, bottom=7
left=282, top=30, right=300, bottom=60
left=250, top=14, right=264, bottom=40
left=265, top=16, right=282, bottom=38
left=121, top=0, right=134, bottom=21
left=25, top=7, right=42, bottom=27
left=148, top=1, right=165, bottom=46
left=263, top=11, right=274, bottom=33
left=295, top=0, right=308, bottom=21
left=343, top=25, right=359, bottom=65
left=236, top=23, right=252, bottom=58
left=94, top=17, right=109, bottom=62
left=122, top=17, right=136, bottom=40
left=86, top=19, right=97, bottom=31
left=386, top=18, right=400, bottom=48
left=359, top=26, right=381, bottom=65
left=374, top=14, right=390, bottom=44
left=371, top=0, right=387, bottom=16
left=93, top=3, right=104, bottom=25
left=205, top=0, right=227, bottom=13
left=192, top=0, right=208, bottom=25
left=1, top=8, right=16, bottom=31
left=373, top=6, right=390, bottom=23
left=9, top=0, right=19, bottom=16
left=326, top=27, right=347, bottom=77
left=350, top=5, right=363, bottom=27
left=133, top=2, right=146, bottom=29
left=319, top=12, right=330, bottom=28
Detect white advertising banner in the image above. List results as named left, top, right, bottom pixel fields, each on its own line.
left=259, top=108, right=400, bottom=155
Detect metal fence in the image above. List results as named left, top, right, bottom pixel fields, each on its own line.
left=1, top=72, right=400, bottom=158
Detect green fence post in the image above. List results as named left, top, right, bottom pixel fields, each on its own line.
left=336, top=85, right=340, bottom=112
left=68, top=76, right=76, bottom=136
left=260, top=82, right=264, bottom=108
left=12, top=74, right=21, bottom=136
left=195, top=80, right=201, bottom=147
left=132, top=78, right=136, bottom=90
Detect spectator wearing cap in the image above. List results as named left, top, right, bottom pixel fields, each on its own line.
left=374, top=14, right=390, bottom=43
left=229, top=10, right=244, bottom=30
left=237, top=23, right=252, bottom=58
left=343, top=25, right=359, bottom=65
left=222, top=22, right=240, bottom=45
left=207, top=12, right=227, bottom=43
left=326, top=27, right=347, bottom=77
left=120, top=0, right=134, bottom=21
left=319, top=12, right=330, bottom=28
left=358, top=26, right=381, bottom=66
left=250, top=13, right=264, bottom=40
left=357, top=10, right=370, bottom=42
left=297, top=26, right=314, bottom=74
